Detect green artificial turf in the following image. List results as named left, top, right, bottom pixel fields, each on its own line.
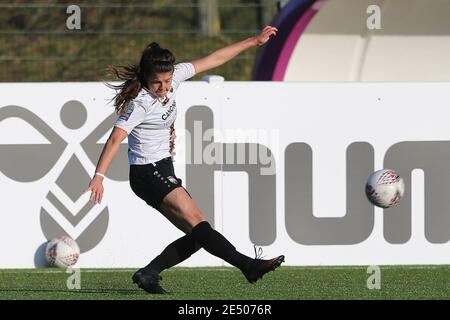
left=0, top=266, right=449, bottom=300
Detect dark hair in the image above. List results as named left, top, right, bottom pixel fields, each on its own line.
left=107, top=42, right=175, bottom=114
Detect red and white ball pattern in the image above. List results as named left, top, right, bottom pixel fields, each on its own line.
left=45, top=236, right=80, bottom=268
left=365, top=169, right=405, bottom=208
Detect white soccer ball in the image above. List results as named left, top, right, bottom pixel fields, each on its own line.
left=365, top=169, right=405, bottom=208
left=45, top=236, right=80, bottom=268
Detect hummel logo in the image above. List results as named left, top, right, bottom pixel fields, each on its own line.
left=0, top=101, right=129, bottom=253
left=40, top=155, right=109, bottom=253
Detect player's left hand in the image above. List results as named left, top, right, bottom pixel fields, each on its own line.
left=84, top=175, right=104, bottom=205
left=255, top=26, right=278, bottom=46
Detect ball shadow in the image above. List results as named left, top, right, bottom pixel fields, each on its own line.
left=34, top=241, right=48, bottom=268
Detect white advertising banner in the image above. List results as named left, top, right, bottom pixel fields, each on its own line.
left=1, top=81, right=450, bottom=268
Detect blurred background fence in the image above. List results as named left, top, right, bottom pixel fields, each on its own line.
left=0, top=0, right=286, bottom=82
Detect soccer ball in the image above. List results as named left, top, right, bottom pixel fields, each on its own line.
left=45, top=236, right=80, bottom=268
left=365, top=169, right=405, bottom=208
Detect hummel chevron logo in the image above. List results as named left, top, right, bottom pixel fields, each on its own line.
left=40, top=155, right=109, bottom=254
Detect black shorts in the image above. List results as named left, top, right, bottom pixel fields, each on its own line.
left=129, top=157, right=186, bottom=210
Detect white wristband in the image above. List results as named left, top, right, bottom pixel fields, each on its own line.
left=95, top=172, right=105, bottom=178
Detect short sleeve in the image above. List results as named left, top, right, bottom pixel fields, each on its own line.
left=114, top=102, right=146, bottom=134
left=172, top=62, right=196, bottom=83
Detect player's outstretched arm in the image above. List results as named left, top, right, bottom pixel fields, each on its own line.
left=191, top=25, right=277, bottom=74
left=84, top=127, right=128, bottom=204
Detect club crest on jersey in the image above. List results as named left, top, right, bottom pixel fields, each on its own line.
left=167, top=176, right=178, bottom=184
left=119, top=102, right=135, bottom=122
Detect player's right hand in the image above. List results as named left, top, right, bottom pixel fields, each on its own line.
left=84, top=176, right=104, bottom=204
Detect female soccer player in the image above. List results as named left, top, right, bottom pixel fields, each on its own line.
left=85, top=26, right=284, bottom=294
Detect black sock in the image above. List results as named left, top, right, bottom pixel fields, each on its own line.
left=143, top=233, right=201, bottom=273
left=190, top=221, right=252, bottom=271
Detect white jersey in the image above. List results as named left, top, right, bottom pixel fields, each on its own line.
left=114, top=62, right=196, bottom=165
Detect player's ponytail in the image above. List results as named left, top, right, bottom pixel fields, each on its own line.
left=106, top=64, right=142, bottom=115
left=107, top=42, right=175, bottom=115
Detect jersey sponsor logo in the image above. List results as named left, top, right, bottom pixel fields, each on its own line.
left=162, top=101, right=176, bottom=120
